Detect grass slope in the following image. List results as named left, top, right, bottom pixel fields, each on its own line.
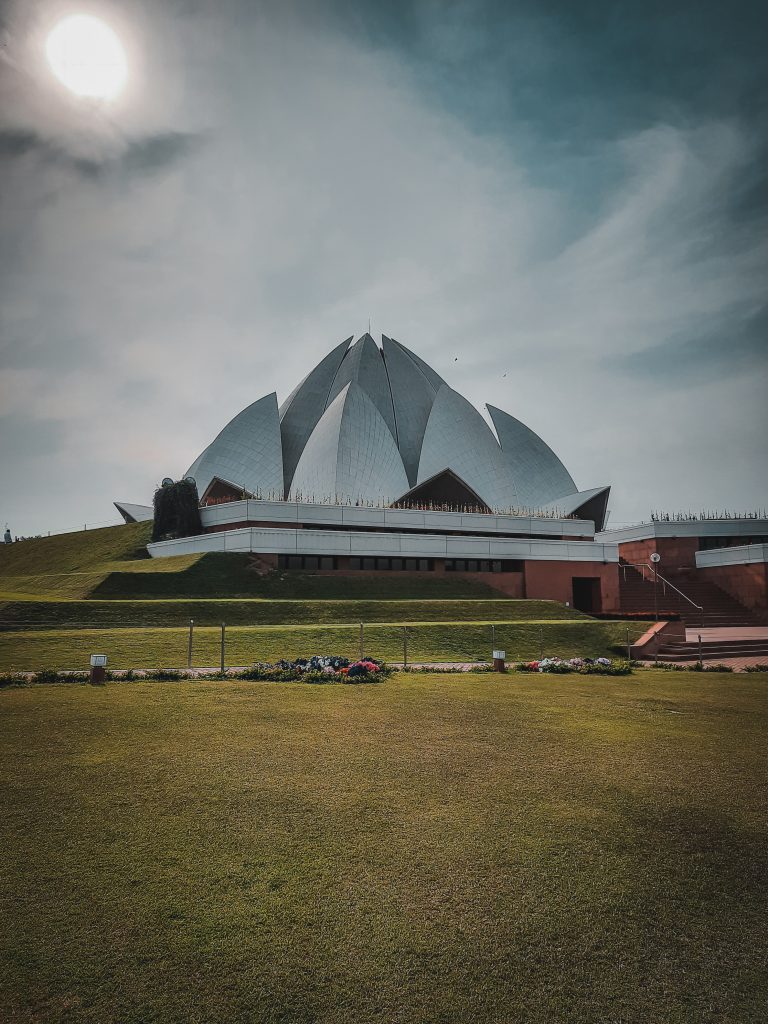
left=0, top=522, right=150, bottom=577
left=1, top=672, right=766, bottom=1023
left=0, top=598, right=589, bottom=629
left=0, top=524, right=502, bottom=600
left=0, top=620, right=645, bottom=670
left=91, top=556, right=504, bottom=599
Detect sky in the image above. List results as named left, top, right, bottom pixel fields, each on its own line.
left=1, top=0, right=766, bottom=535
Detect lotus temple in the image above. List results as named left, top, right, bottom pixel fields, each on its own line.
left=116, top=334, right=768, bottom=619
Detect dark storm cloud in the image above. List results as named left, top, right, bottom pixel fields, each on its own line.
left=121, top=131, right=201, bottom=174
left=0, top=126, right=200, bottom=179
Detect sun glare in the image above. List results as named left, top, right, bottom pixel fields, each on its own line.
left=46, top=14, right=127, bottom=99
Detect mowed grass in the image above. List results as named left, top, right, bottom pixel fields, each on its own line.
left=0, top=525, right=644, bottom=670
left=0, top=524, right=503, bottom=601
left=0, top=620, right=646, bottom=670
left=1, top=672, right=766, bottom=1023
left=0, top=598, right=589, bottom=629
left=0, top=522, right=151, bottom=576
left=92, top=557, right=505, bottom=600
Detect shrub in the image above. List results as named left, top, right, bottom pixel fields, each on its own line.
left=514, top=657, right=632, bottom=676
left=33, top=669, right=63, bottom=685
left=151, top=478, right=202, bottom=542
left=580, top=661, right=633, bottom=676
left=154, top=669, right=183, bottom=681
left=744, top=663, right=768, bottom=673
left=0, top=673, right=27, bottom=688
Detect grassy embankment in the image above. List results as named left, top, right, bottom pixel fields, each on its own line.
left=0, top=523, right=648, bottom=669
left=0, top=620, right=646, bottom=670
left=1, top=671, right=766, bottom=1023
left=0, top=523, right=504, bottom=600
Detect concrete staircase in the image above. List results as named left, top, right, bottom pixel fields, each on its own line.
left=653, top=637, right=768, bottom=663
left=619, top=564, right=756, bottom=629
left=620, top=563, right=767, bottom=663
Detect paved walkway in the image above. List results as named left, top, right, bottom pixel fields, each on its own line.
left=685, top=626, right=768, bottom=641
left=641, top=626, right=768, bottom=671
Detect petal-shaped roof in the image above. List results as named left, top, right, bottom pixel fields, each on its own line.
left=326, top=334, right=397, bottom=441
left=390, top=338, right=446, bottom=392
left=162, top=332, right=605, bottom=521
left=487, top=405, right=576, bottom=507
left=279, top=336, right=351, bottom=494
left=538, top=486, right=611, bottom=530
left=185, top=392, right=283, bottom=499
left=289, top=382, right=409, bottom=505
left=114, top=501, right=153, bottom=523
left=381, top=335, right=441, bottom=486
left=418, top=386, right=518, bottom=510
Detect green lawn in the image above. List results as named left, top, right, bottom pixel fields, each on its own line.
left=0, top=522, right=150, bottom=577
left=1, top=672, right=766, bottom=1023
left=0, top=597, right=589, bottom=629
left=0, top=619, right=645, bottom=670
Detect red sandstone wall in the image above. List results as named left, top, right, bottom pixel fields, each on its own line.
left=698, top=563, right=768, bottom=612
left=524, top=561, right=620, bottom=612
left=617, top=537, right=700, bottom=574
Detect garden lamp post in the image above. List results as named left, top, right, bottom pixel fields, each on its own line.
left=650, top=552, right=661, bottom=622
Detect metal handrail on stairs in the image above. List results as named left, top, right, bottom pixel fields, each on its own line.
left=620, top=562, right=704, bottom=628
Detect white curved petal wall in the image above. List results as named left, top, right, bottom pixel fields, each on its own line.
left=418, top=386, right=519, bottom=510
left=487, top=405, right=576, bottom=507
left=178, top=333, right=604, bottom=520
left=289, top=383, right=409, bottom=505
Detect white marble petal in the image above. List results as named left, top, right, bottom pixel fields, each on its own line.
left=279, top=336, right=351, bottom=494
left=417, top=386, right=518, bottom=510
left=487, top=404, right=576, bottom=507
left=185, top=392, right=284, bottom=499
left=289, top=383, right=409, bottom=505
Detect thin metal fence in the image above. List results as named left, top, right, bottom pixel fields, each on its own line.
left=0, top=619, right=635, bottom=672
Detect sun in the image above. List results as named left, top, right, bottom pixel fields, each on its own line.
left=46, top=14, right=127, bottom=99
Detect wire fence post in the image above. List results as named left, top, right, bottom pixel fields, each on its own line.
left=359, top=621, right=364, bottom=660
left=626, top=626, right=631, bottom=663
left=188, top=618, right=194, bottom=669
left=220, top=622, right=226, bottom=675
left=403, top=626, right=408, bottom=669
left=539, top=626, right=544, bottom=660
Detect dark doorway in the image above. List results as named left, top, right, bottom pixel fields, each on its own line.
left=572, top=577, right=602, bottom=614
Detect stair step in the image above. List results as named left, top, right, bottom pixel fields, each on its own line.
left=619, top=565, right=758, bottom=628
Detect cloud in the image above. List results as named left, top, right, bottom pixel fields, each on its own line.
left=0, top=126, right=200, bottom=180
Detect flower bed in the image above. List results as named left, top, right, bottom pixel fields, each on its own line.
left=515, top=657, right=632, bottom=676
left=236, top=655, right=389, bottom=683
left=0, top=656, right=391, bottom=687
